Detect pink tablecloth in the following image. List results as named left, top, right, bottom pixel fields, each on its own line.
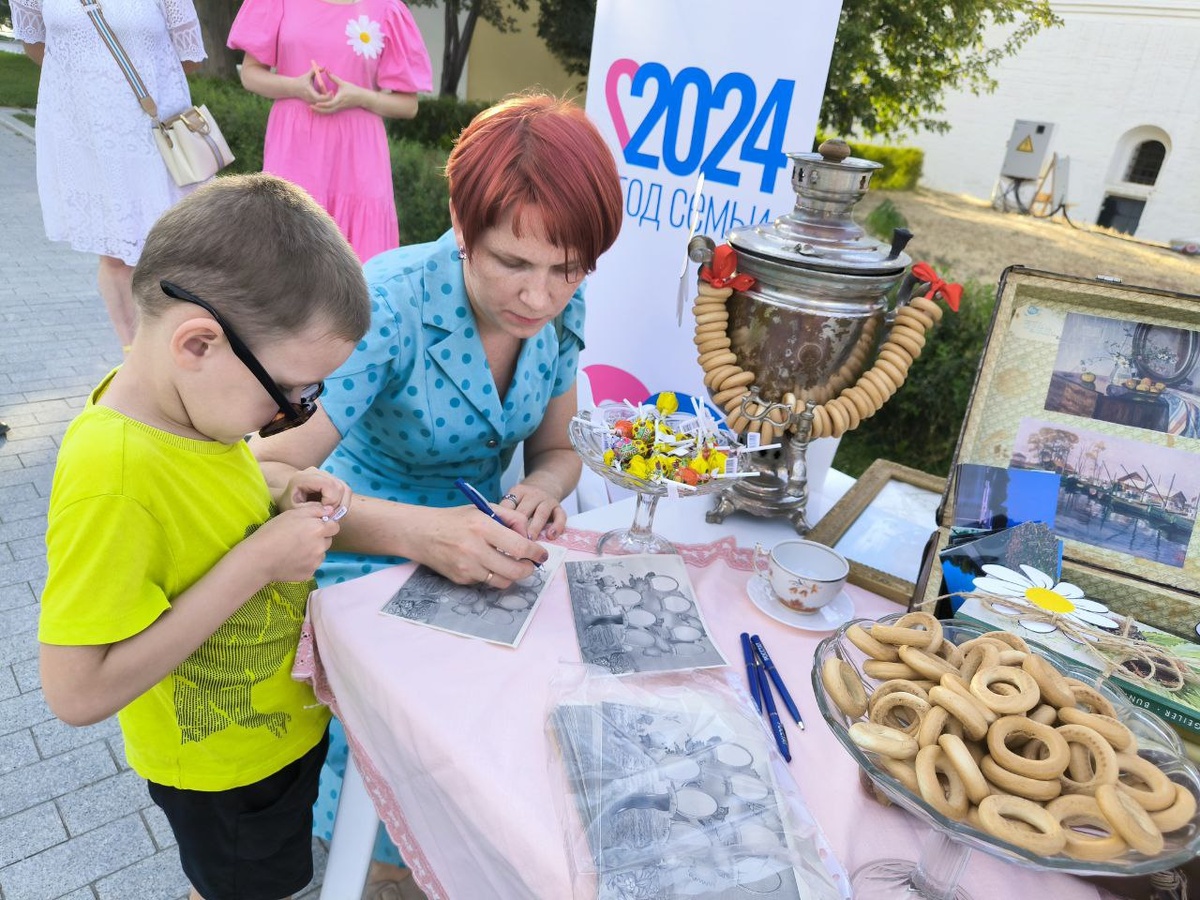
left=296, top=529, right=1118, bottom=900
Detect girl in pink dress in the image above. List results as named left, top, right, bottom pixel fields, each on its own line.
left=228, top=0, right=432, bottom=262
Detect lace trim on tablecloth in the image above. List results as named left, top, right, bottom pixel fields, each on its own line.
left=552, top=527, right=755, bottom=571
left=295, top=613, right=451, bottom=900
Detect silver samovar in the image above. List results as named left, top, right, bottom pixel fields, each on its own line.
left=689, top=139, right=927, bottom=533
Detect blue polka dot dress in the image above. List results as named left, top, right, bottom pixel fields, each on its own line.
left=310, top=228, right=585, bottom=862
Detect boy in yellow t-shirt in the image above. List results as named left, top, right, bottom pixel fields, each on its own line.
left=40, top=175, right=370, bottom=900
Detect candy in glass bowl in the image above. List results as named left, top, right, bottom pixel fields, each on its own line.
left=568, top=394, right=744, bottom=555
left=810, top=612, right=1200, bottom=899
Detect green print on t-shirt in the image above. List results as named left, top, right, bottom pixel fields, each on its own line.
left=171, top=518, right=314, bottom=744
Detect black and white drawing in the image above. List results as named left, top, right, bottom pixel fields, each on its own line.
left=565, top=554, right=727, bottom=675
left=552, top=699, right=836, bottom=900
left=380, top=544, right=567, bottom=646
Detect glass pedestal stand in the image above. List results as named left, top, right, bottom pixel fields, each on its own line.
left=595, top=491, right=678, bottom=556
left=851, top=830, right=972, bottom=900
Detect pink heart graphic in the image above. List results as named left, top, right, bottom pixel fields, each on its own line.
left=605, top=58, right=639, bottom=149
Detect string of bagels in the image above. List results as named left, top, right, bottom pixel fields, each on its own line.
left=693, top=245, right=963, bottom=443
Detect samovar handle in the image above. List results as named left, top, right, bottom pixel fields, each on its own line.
left=688, top=234, right=716, bottom=266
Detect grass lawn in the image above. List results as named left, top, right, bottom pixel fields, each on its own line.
left=0, top=52, right=40, bottom=108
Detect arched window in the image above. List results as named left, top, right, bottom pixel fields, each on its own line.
left=1125, top=140, right=1166, bottom=186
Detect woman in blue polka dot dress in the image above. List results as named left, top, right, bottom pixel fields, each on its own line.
left=252, top=93, right=623, bottom=895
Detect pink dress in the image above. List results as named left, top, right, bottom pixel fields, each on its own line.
left=228, top=0, right=432, bottom=262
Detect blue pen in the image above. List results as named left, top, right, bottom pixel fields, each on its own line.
left=757, top=660, right=791, bottom=762
left=750, top=634, right=805, bottom=730
left=453, top=477, right=543, bottom=570
left=740, top=633, right=762, bottom=713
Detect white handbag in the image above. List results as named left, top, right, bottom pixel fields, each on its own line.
left=81, top=0, right=234, bottom=186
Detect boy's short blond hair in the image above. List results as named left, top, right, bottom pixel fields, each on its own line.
left=132, top=174, right=370, bottom=343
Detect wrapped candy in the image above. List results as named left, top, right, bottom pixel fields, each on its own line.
left=595, top=408, right=737, bottom=487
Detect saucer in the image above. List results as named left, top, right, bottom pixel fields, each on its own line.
left=746, top=575, right=854, bottom=632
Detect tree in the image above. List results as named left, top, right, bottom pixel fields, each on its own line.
left=409, top=0, right=529, bottom=96
left=194, top=0, right=242, bottom=80
left=526, top=0, right=1061, bottom=140
left=821, top=0, right=1060, bottom=137
left=536, top=0, right=595, bottom=86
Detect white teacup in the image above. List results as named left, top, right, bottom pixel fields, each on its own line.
left=753, top=540, right=849, bottom=613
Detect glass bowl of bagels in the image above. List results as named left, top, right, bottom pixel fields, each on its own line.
left=812, top=611, right=1200, bottom=874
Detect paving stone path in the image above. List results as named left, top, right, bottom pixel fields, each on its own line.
left=0, top=112, right=328, bottom=900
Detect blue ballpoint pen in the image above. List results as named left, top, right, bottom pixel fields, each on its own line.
left=740, top=633, right=762, bottom=713
left=750, top=634, right=805, bottom=729
left=756, top=660, right=791, bottom=762
left=453, top=477, right=544, bottom=570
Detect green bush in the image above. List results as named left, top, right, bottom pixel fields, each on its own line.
left=834, top=277, right=997, bottom=478
left=386, top=94, right=491, bottom=150
left=391, top=139, right=451, bottom=245
left=865, top=198, right=908, bottom=243
left=187, top=75, right=272, bottom=175
left=816, top=134, right=923, bottom=190
left=0, top=53, right=40, bottom=109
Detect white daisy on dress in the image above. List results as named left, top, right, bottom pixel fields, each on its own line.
left=972, top=564, right=1119, bottom=638
left=346, top=15, right=385, bottom=59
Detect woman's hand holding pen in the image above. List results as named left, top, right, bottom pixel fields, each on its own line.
left=311, top=73, right=370, bottom=115
left=413, top=505, right=548, bottom=590
left=289, top=62, right=330, bottom=105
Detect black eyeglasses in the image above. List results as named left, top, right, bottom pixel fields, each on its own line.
left=159, top=280, right=324, bottom=437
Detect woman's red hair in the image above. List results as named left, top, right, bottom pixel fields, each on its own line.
left=446, top=93, right=623, bottom=272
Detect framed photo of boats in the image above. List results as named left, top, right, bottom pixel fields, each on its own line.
left=914, top=268, right=1200, bottom=639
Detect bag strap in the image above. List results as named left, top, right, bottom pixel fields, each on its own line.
left=78, top=0, right=159, bottom=120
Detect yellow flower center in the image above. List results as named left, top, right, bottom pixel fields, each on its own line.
left=360, top=32, right=371, bottom=43
left=1025, top=586, right=1074, bottom=614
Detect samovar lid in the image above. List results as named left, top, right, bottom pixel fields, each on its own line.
left=728, top=139, right=911, bottom=276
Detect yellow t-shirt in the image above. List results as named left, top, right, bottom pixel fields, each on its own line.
left=40, top=372, right=330, bottom=790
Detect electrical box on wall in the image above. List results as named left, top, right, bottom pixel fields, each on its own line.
left=1001, top=120, right=1055, bottom=180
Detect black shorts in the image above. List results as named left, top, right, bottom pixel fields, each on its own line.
left=147, top=729, right=329, bottom=900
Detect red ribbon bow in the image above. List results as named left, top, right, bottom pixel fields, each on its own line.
left=911, top=261, right=962, bottom=313
left=700, top=244, right=755, bottom=291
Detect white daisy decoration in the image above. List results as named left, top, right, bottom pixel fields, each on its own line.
left=973, top=564, right=1120, bottom=639
left=346, top=15, right=385, bottom=59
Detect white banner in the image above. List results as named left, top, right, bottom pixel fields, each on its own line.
left=581, top=0, right=844, bottom=406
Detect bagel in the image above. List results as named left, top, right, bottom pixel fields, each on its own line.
left=928, top=685, right=990, bottom=742
left=987, top=715, right=1071, bottom=780
left=977, top=794, right=1067, bottom=856
left=869, top=691, right=931, bottom=735
left=938, top=732, right=990, bottom=805
left=822, top=656, right=868, bottom=718
left=981, top=754, right=1063, bottom=802
left=970, top=665, right=1041, bottom=715
left=849, top=721, right=919, bottom=760
left=847, top=623, right=901, bottom=662
left=871, top=622, right=938, bottom=650
left=868, top=678, right=931, bottom=714
left=1095, top=783, right=1165, bottom=855
left=1022, top=653, right=1075, bottom=709
left=1057, top=708, right=1134, bottom=752
left=915, top=745, right=970, bottom=820
left=1065, top=680, right=1118, bottom=718
left=1149, top=783, right=1198, bottom=833
left=1113, top=752, right=1178, bottom=812
left=1046, top=795, right=1129, bottom=861
left=1059, top=723, right=1119, bottom=795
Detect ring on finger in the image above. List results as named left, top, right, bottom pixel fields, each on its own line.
left=484, top=571, right=494, bottom=585
left=501, top=493, right=519, bottom=508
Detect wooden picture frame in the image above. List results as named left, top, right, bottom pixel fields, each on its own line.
left=807, top=459, right=945, bottom=605
left=913, top=268, right=1200, bottom=636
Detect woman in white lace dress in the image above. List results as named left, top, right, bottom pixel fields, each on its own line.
left=13, top=0, right=207, bottom=348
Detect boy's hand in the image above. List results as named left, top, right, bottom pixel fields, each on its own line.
left=244, top=503, right=341, bottom=584
left=280, top=467, right=352, bottom=521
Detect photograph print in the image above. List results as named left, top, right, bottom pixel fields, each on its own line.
left=565, top=554, right=728, bottom=676
left=1011, top=417, right=1198, bottom=568
left=551, top=699, right=820, bottom=900
left=380, top=544, right=567, bottom=646
left=1044, top=311, right=1200, bottom=437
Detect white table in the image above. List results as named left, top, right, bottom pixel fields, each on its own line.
left=317, top=476, right=854, bottom=897
left=311, top=478, right=1119, bottom=900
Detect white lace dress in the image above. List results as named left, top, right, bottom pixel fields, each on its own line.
left=13, top=0, right=207, bottom=265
